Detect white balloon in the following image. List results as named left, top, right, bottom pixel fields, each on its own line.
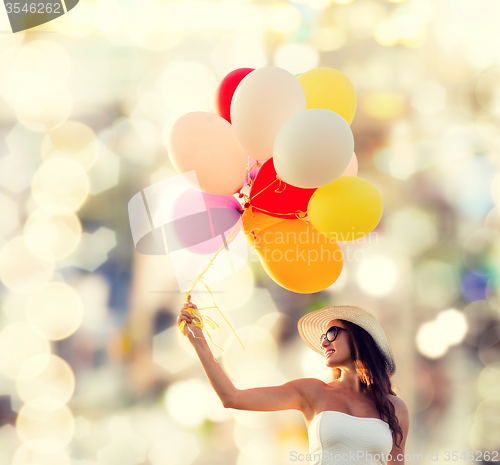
left=230, top=67, right=306, bottom=161
left=273, top=109, right=354, bottom=188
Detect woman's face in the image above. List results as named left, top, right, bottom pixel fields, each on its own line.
left=321, top=319, right=354, bottom=369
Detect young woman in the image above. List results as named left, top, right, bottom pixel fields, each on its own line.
left=177, top=301, right=409, bottom=465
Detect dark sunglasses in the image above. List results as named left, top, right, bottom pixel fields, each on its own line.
left=320, top=326, right=346, bottom=343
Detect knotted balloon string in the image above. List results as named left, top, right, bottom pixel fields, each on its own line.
left=179, top=295, right=226, bottom=352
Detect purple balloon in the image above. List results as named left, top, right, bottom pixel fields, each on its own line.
left=168, top=189, right=243, bottom=255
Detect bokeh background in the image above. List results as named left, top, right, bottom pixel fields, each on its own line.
left=1, top=0, right=500, bottom=464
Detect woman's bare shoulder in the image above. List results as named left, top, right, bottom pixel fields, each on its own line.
left=388, top=395, right=410, bottom=427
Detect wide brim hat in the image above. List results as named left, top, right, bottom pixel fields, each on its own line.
left=297, top=305, right=396, bottom=377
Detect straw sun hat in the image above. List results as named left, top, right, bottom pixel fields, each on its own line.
left=297, top=305, right=396, bottom=377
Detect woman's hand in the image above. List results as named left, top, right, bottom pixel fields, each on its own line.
left=177, top=298, right=205, bottom=342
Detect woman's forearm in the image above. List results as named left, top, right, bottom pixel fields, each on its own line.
left=191, top=336, right=237, bottom=407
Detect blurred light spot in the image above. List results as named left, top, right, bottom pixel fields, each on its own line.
left=475, top=396, right=500, bottom=421
left=332, top=0, right=353, bottom=3
left=386, top=208, right=437, bottom=255
left=267, top=4, right=301, bottom=33
left=274, top=44, right=319, bottom=76
left=463, top=229, right=500, bottom=276
left=16, top=354, right=75, bottom=408
left=469, top=415, right=500, bottom=451
left=463, top=300, right=500, bottom=347
left=164, top=379, right=222, bottom=428
left=0, top=236, right=54, bottom=293
left=153, top=325, right=196, bottom=375
left=31, top=158, right=89, bottom=215
left=436, top=309, right=468, bottom=345
left=411, top=80, right=446, bottom=116
left=15, top=88, right=72, bottom=133
left=62, top=227, right=116, bottom=272
left=0, top=152, right=39, bottom=194
left=486, top=275, right=500, bottom=311
left=97, top=417, right=147, bottom=465
left=149, top=431, right=199, bottom=465
left=0, top=193, right=19, bottom=239
left=347, top=1, right=385, bottom=39
left=100, top=117, right=157, bottom=167
left=51, top=1, right=97, bottom=37
left=125, top=1, right=181, bottom=51
left=490, top=171, right=500, bottom=206
left=360, top=91, right=406, bottom=119
left=310, top=26, right=347, bottom=52
left=26, top=282, right=84, bottom=341
left=0, top=40, right=70, bottom=104
left=356, top=255, right=398, bottom=297
left=416, top=321, right=448, bottom=358
left=374, top=19, right=399, bottom=46
left=94, top=0, right=121, bottom=37
left=478, top=326, right=500, bottom=366
left=374, top=140, right=438, bottom=179
left=222, top=325, right=278, bottom=381
left=2, top=292, right=30, bottom=324
left=13, top=443, right=71, bottom=465
left=24, top=209, right=82, bottom=261
left=484, top=206, right=500, bottom=233
left=417, top=309, right=467, bottom=358
left=41, top=122, right=99, bottom=171
left=461, top=271, right=488, bottom=302
left=16, top=401, right=75, bottom=453
left=210, top=32, right=268, bottom=79
left=87, top=143, right=120, bottom=196
left=0, top=323, right=50, bottom=379
left=159, top=62, right=217, bottom=123
left=414, top=260, right=460, bottom=308
left=478, top=362, right=500, bottom=398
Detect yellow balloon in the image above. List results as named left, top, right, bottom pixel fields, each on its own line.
left=253, top=220, right=343, bottom=293
left=298, top=68, right=357, bottom=124
left=308, top=176, right=383, bottom=241
left=242, top=207, right=286, bottom=246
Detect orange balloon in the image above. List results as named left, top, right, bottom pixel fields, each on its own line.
left=253, top=220, right=343, bottom=293
left=242, top=207, right=286, bottom=246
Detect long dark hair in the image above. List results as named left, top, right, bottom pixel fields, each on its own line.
left=338, top=319, right=403, bottom=449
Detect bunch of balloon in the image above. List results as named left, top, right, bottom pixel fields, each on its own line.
left=167, top=66, right=384, bottom=295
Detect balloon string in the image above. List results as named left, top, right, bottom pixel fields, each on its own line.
left=180, top=209, right=249, bottom=350
left=275, top=176, right=286, bottom=194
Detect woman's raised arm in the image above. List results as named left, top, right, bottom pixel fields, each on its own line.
left=178, top=302, right=316, bottom=412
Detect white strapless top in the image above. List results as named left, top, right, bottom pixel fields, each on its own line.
left=307, top=411, right=393, bottom=465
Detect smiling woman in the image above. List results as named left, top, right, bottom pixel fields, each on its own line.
left=178, top=301, right=409, bottom=465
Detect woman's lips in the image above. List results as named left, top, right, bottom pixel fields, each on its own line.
left=325, top=350, right=335, bottom=359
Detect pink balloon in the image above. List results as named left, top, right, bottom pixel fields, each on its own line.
left=342, top=152, right=358, bottom=176
left=168, top=112, right=247, bottom=195
left=170, top=189, right=243, bottom=255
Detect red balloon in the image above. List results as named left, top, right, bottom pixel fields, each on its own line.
left=249, top=159, right=316, bottom=219
left=214, top=68, right=254, bottom=124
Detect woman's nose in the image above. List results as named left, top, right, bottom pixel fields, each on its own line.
left=321, top=337, right=331, bottom=348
